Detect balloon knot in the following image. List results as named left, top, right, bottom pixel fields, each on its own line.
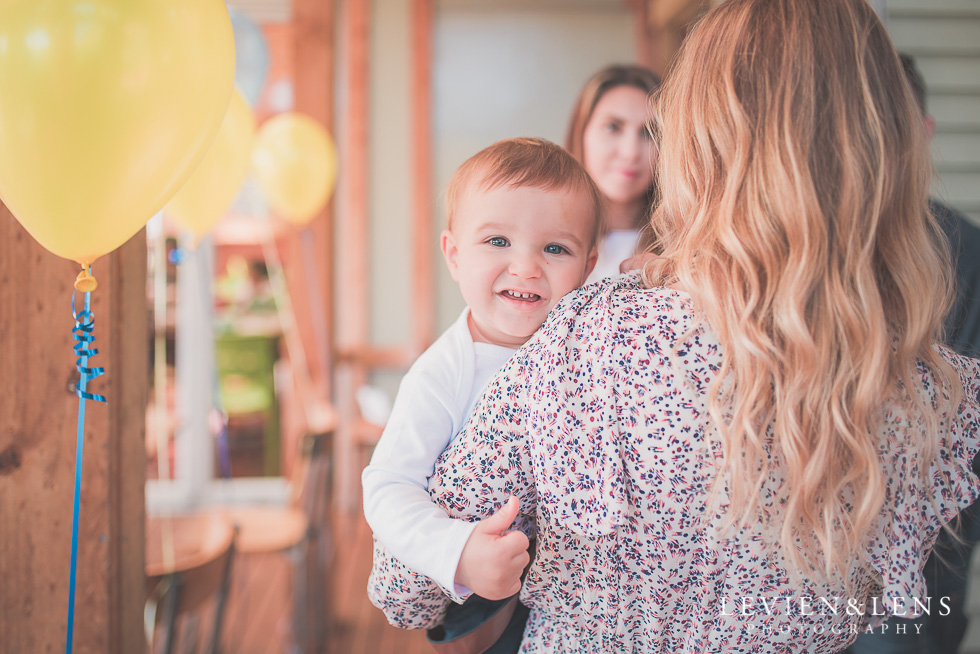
left=168, top=247, right=186, bottom=265
left=74, top=268, right=98, bottom=293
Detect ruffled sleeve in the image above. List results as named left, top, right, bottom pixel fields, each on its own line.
left=865, top=348, right=980, bottom=620
left=367, top=538, right=449, bottom=629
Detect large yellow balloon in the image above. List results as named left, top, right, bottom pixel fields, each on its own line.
left=251, top=113, right=338, bottom=226
left=166, top=90, right=255, bottom=240
left=0, top=0, right=236, bottom=267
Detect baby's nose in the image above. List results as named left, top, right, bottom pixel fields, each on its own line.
left=508, top=255, right=542, bottom=278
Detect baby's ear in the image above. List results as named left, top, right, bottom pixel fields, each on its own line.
left=440, top=229, right=460, bottom=281
left=584, top=246, right=599, bottom=280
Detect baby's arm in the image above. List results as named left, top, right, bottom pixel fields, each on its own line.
left=368, top=353, right=537, bottom=627
left=361, top=371, right=477, bottom=596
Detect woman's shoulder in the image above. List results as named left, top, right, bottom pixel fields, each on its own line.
left=543, top=272, right=695, bottom=337
left=935, top=345, right=980, bottom=399
left=518, top=272, right=704, bottom=367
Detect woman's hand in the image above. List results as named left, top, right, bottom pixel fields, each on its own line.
left=620, top=251, right=660, bottom=273
left=454, top=496, right=530, bottom=600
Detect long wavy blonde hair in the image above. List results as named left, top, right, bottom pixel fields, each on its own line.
left=645, top=0, right=959, bottom=580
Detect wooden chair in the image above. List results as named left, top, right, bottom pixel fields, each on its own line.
left=222, top=428, right=335, bottom=653
left=145, top=511, right=237, bottom=654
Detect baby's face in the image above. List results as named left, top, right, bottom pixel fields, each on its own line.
left=441, top=183, right=597, bottom=348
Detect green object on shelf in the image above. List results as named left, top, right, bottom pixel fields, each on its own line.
left=215, top=333, right=280, bottom=476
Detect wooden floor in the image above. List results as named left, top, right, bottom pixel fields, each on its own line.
left=155, top=508, right=431, bottom=654
left=233, top=510, right=429, bottom=654
left=324, top=511, right=432, bottom=654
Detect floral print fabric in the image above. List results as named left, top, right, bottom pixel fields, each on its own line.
left=368, top=273, right=980, bottom=653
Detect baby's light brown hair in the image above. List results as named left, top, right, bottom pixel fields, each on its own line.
left=446, top=137, right=602, bottom=248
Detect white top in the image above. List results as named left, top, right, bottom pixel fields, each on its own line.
left=585, top=228, right=642, bottom=284
left=361, top=308, right=516, bottom=594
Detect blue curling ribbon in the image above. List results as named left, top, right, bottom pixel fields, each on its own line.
left=71, top=291, right=106, bottom=402
left=66, top=290, right=106, bottom=654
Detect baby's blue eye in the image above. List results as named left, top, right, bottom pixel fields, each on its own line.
left=545, top=244, right=567, bottom=255
left=488, top=237, right=508, bottom=247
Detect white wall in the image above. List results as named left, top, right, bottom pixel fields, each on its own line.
left=432, top=6, right=634, bottom=331
left=886, top=0, right=980, bottom=225
left=360, top=0, right=633, bottom=397
left=365, top=0, right=634, bottom=357
left=369, top=0, right=413, bottom=348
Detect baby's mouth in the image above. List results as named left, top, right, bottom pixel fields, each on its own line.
left=501, top=289, right=541, bottom=302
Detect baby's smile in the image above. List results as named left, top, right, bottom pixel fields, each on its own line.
left=501, top=289, right=541, bottom=302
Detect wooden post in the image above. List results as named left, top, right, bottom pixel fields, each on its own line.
left=630, top=0, right=653, bottom=70
left=0, top=204, right=147, bottom=653
left=294, top=0, right=336, bottom=402
left=636, top=0, right=711, bottom=77
left=335, top=0, right=371, bottom=513
left=411, top=0, right=435, bottom=355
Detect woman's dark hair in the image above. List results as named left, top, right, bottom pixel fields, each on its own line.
left=564, top=64, right=662, bottom=240
left=564, top=64, right=662, bottom=162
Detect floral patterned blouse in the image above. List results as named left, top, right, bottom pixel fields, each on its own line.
left=368, top=273, right=980, bottom=653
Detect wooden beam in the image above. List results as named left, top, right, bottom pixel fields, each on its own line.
left=294, top=0, right=336, bottom=400
left=646, top=0, right=705, bottom=30
left=0, top=203, right=146, bottom=652
left=411, top=0, right=436, bottom=353
left=629, top=0, right=653, bottom=68
left=639, top=0, right=711, bottom=77
left=335, top=0, right=372, bottom=512
left=335, top=344, right=417, bottom=370
left=343, top=0, right=370, bottom=350
left=104, top=225, right=150, bottom=654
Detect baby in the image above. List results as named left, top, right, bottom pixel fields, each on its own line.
left=363, top=137, right=600, bottom=650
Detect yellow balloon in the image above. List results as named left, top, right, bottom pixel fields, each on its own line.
left=166, top=90, right=255, bottom=240
left=251, top=113, right=338, bottom=226
left=0, top=0, right=235, bottom=267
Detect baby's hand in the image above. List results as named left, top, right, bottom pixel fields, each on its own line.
left=620, top=251, right=660, bottom=273
left=454, top=496, right=530, bottom=600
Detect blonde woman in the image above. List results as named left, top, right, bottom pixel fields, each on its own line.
left=369, top=0, right=980, bottom=651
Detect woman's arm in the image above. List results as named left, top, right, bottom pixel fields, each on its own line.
left=428, top=355, right=537, bottom=524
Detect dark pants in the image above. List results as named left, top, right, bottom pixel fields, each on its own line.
left=427, top=594, right=530, bottom=654
left=843, top=500, right=980, bottom=654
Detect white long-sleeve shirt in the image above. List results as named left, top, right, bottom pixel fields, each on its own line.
left=361, top=308, right=516, bottom=594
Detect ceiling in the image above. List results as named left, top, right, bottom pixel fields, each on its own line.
left=226, top=0, right=291, bottom=23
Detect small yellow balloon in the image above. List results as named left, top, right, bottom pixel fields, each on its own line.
left=167, top=90, right=256, bottom=240
left=251, top=113, right=338, bottom=226
left=0, top=0, right=236, bottom=266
